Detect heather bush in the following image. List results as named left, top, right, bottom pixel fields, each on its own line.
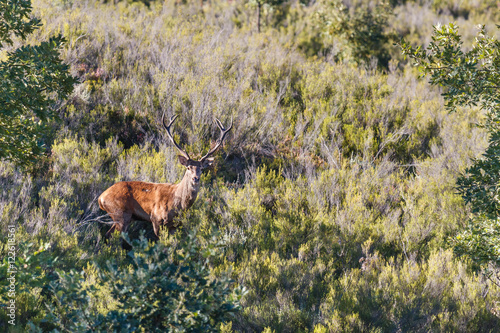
left=319, top=249, right=500, bottom=332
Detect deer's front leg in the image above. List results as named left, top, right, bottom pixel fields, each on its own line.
left=150, top=207, right=170, bottom=237
left=150, top=216, right=161, bottom=238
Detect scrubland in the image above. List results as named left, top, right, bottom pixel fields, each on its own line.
left=1, top=0, right=500, bottom=331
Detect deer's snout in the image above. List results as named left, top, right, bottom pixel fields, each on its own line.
left=192, top=176, right=200, bottom=183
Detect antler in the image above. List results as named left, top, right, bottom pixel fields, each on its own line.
left=162, top=114, right=191, bottom=160
left=200, top=117, right=233, bottom=161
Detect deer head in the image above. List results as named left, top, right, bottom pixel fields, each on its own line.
left=162, top=114, right=232, bottom=188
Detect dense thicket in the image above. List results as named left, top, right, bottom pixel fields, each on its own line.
left=1, top=0, right=500, bottom=331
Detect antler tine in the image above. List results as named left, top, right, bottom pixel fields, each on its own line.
left=200, top=117, right=233, bottom=161
left=162, top=113, right=191, bottom=160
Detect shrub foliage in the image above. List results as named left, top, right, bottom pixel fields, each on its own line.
left=0, top=0, right=76, bottom=166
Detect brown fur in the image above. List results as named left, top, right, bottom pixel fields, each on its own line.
left=98, top=158, right=211, bottom=238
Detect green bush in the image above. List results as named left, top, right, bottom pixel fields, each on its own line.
left=313, top=0, right=396, bottom=67
left=0, top=0, right=76, bottom=166
left=38, top=230, right=244, bottom=332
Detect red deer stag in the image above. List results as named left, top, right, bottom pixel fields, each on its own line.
left=98, top=114, right=232, bottom=238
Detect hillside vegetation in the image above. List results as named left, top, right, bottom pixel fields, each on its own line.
left=1, top=0, right=500, bottom=331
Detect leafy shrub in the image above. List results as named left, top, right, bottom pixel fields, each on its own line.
left=0, top=242, right=54, bottom=329
left=34, top=230, right=244, bottom=332
left=0, top=0, right=76, bottom=166
left=314, top=0, right=396, bottom=67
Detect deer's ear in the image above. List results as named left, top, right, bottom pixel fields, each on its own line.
left=178, top=155, right=189, bottom=166
left=202, top=157, right=214, bottom=169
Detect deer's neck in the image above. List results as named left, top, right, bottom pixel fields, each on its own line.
left=175, top=173, right=200, bottom=210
